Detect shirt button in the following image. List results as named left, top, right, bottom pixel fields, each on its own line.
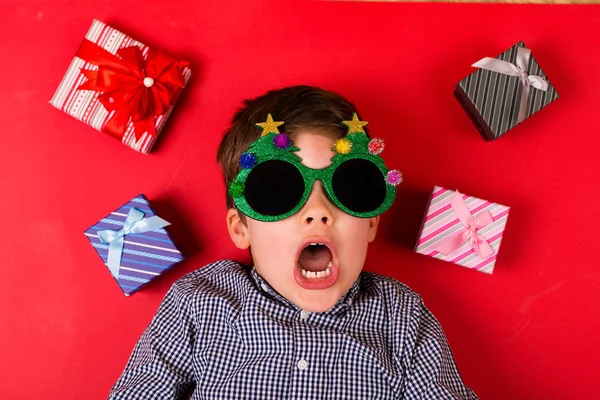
left=297, top=359, right=308, bottom=370
left=347, top=298, right=353, bottom=306
left=300, top=310, right=310, bottom=321
left=260, top=283, right=269, bottom=292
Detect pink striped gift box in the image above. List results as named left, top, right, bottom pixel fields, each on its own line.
left=50, top=20, right=192, bottom=154
left=414, top=186, right=510, bottom=274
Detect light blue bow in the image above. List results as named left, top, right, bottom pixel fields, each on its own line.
left=97, top=207, right=170, bottom=279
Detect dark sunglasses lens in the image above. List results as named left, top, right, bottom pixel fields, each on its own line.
left=331, top=159, right=386, bottom=214
left=244, top=160, right=305, bottom=217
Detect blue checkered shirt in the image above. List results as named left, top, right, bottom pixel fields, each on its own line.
left=108, top=260, right=478, bottom=399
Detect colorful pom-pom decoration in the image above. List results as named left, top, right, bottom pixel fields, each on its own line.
left=229, top=181, right=245, bottom=198
left=386, top=170, right=403, bottom=186
left=333, top=138, right=352, bottom=154
left=368, top=138, right=385, bottom=155
left=273, top=133, right=291, bottom=149
left=239, top=153, right=257, bottom=169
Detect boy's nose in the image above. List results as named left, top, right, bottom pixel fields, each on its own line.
left=299, top=181, right=334, bottom=226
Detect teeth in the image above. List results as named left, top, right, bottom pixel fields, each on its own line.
left=300, top=262, right=333, bottom=279
left=309, top=242, right=325, bottom=246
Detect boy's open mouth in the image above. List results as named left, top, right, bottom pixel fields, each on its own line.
left=298, top=243, right=332, bottom=278
left=294, top=239, right=339, bottom=290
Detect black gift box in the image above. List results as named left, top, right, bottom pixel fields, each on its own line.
left=455, top=41, right=559, bottom=141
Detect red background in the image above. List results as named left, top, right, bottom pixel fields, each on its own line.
left=1, top=0, right=599, bottom=398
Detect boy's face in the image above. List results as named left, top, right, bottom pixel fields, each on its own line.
left=227, top=130, right=379, bottom=312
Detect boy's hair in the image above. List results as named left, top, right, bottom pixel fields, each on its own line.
left=217, top=85, right=364, bottom=211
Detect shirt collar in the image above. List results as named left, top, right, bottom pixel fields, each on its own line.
left=248, top=265, right=362, bottom=316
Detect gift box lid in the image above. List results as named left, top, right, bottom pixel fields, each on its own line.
left=415, top=186, right=510, bottom=274
left=50, top=20, right=192, bottom=154
left=456, top=41, right=559, bottom=140
left=84, top=194, right=184, bottom=295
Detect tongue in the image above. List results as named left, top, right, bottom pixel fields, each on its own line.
left=298, top=246, right=332, bottom=272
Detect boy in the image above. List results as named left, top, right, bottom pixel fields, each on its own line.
left=109, top=85, right=478, bottom=399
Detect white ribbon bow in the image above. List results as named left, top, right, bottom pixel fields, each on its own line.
left=472, top=47, right=549, bottom=123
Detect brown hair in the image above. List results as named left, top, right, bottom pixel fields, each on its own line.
left=217, top=85, right=364, bottom=211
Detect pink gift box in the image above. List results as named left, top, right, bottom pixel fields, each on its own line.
left=50, top=20, right=191, bottom=154
left=415, top=186, right=510, bottom=274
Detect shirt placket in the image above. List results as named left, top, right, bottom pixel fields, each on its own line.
left=288, top=309, right=322, bottom=399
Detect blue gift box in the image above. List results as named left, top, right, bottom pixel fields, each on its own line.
left=84, top=194, right=184, bottom=295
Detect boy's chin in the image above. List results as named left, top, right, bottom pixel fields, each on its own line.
left=292, top=290, right=343, bottom=313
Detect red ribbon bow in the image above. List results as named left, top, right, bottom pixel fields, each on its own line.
left=75, top=39, right=189, bottom=140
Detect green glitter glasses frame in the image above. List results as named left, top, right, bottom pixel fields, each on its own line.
left=229, top=113, right=403, bottom=222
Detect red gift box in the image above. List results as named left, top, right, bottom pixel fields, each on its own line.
left=50, top=20, right=191, bottom=154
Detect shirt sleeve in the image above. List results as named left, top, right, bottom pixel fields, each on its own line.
left=400, top=296, right=479, bottom=400
left=108, top=279, right=197, bottom=400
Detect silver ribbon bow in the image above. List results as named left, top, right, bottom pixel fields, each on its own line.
left=472, top=47, right=549, bottom=123
left=97, top=207, right=170, bottom=279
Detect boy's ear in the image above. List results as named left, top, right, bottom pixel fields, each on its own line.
left=226, top=208, right=250, bottom=249
left=367, top=215, right=380, bottom=243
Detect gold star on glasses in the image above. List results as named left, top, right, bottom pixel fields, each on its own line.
left=342, top=113, right=369, bottom=135
left=256, top=114, right=285, bottom=137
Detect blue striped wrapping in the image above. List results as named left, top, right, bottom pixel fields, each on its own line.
left=455, top=41, right=560, bottom=141
left=84, top=194, right=184, bottom=296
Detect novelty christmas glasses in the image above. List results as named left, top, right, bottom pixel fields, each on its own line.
left=229, top=113, right=402, bottom=222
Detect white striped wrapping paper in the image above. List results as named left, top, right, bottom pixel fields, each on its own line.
left=415, top=186, right=510, bottom=274
left=49, top=20, right=192, bottom=154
